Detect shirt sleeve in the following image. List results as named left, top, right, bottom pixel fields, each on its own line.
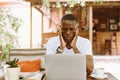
left=46, top=38, right=57, bottom=54
left=83, top=39, right=93, bottom=55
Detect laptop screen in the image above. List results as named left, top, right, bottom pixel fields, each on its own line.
left=45, top=54, right=86, bottom=80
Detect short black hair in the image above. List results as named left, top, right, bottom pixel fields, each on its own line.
left=61, top=14, right=78, bottom=22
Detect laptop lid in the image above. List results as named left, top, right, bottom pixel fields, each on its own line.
left=45, top=54, right=86, bottom=80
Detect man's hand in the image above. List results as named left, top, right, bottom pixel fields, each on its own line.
left=57, top=29, right=66, bottom=53
left=70, top=28, right=80, bottom=53
left=86, top=55, right=94, bottom=75
left=70, top=35, right=77, bottom=48
left=70, top=28, right=79, bottom=48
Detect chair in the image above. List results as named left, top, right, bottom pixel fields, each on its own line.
left=9, top=48, right=47, bottom=80
left=104, top=32, right=118, bottom=55
left=111, top=32, right=118, bottom=55
left=9, top=48, right=46, bottom=70
left=104, top=39, right=111, bottom=55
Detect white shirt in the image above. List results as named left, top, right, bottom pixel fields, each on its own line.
left=46, top=36, right=92, bottom=55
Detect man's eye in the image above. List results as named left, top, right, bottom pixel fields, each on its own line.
left=62, top=28, right=67, bottom=31
left=70, top=28, right=75, bottom=31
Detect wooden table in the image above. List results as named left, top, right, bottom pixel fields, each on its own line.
left=87, top=73, right=118, bottom=80
left=1, top=72, right=118, bottom=80
left=40, top=72, right=118, bottom=80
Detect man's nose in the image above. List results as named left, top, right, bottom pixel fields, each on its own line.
left=66, top=29, right=71, bottom=34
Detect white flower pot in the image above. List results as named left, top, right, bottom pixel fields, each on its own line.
left=3, top=64, right=10, bottom=80
left=0, top=67, right=4, bottom=79
left=7, top=67, right=20, bottom=80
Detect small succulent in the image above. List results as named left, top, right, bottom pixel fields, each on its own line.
left=6, top=58, right=19, bottom=68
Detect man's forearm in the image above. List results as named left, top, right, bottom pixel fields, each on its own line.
left=72, top=46, right=80, bottom=54
left=86, top=55, right=94, bottom=75
left=56, top=46, right=65, bottom=54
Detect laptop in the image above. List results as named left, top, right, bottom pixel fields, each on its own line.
left=45, top=54, right=86, bottom=80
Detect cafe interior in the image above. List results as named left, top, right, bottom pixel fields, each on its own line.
left=0, top=0, right=120, bottom=80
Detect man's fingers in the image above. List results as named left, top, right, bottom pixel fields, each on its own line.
left=76, top=28, right=79, bottom=36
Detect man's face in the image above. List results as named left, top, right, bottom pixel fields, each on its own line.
left=61, top=20, right=77, bottom=44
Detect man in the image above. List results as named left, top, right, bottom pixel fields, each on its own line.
left=46, top=14, right=94, bottom=75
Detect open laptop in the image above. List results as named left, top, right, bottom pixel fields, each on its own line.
left=45, top=54, right=86, bottom=80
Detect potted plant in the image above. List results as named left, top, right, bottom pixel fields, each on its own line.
left=6, top=58, right=20, bottom=80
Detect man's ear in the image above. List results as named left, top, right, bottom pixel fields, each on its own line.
left=60, top=25, right=61, bottom=27
left=60, top=25, right=62, bottom=29
left=57, top=25, right=61, bottom=33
